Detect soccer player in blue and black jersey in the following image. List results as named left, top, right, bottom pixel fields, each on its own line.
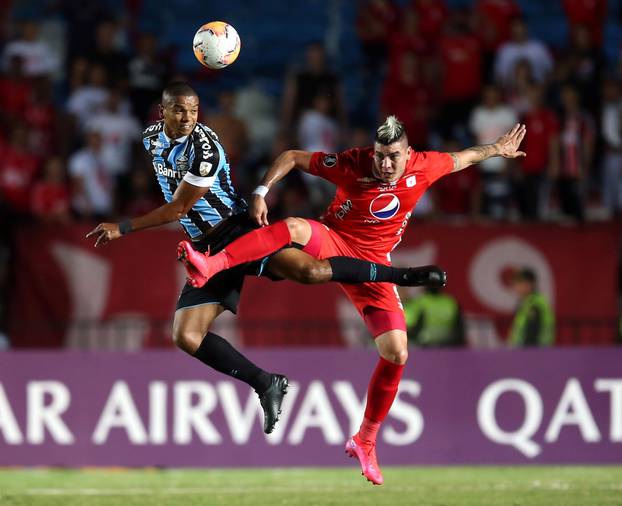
left=87, top=82, right=444, bottom=434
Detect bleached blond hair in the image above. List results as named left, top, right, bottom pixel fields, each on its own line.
left=375, top=116, right=406, bottom=145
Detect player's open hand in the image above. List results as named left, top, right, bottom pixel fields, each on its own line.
left=495, top=123, right=527, bottom=159
left=250, top=195, right=269, bottom=226
left=86, top=223, right=122, bottom=247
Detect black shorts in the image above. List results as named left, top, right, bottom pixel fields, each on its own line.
left=176, top=213, right=263, bottom=314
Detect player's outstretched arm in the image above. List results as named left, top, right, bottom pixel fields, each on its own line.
left=449, top=123, right=526, bottom=173
left=85, top=181, right=208, bottom=247
left=250, top=150, right=313, bottom=226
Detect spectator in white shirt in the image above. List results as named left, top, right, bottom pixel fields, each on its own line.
left=68, top=130, right=114, bottom=219
left=2, top=20, right=59, bottom=78
left=85, top=89, right=141, bottom=177
left=297, top=93, right=339, bottom=211
left=297, top=94, right=339, bottom=153
left=494, top=18, right=553, bottom=88
left=469, top=84, right=518, bottom=219
left=66, top=64, right=110, bottom=130
left=601, top=78, right=622, bottom=216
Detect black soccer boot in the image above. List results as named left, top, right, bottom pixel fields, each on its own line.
left=398, top=265, right=447, bottom=288
left=258, top=374, right=289, bottom=434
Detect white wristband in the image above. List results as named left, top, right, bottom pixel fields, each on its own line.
left=252, top=185, right=269, bottom=198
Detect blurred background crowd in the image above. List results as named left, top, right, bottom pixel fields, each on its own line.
left=0, top=0, right=621, bottom=348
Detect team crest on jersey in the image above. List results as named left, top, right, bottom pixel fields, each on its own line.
left=177, top=155, right=189, bottom=171
left=369, top=193, right=400, bottom=220
left=406, top=175, right=417, bottom=187
left=323, top=154, right=337, bottom=167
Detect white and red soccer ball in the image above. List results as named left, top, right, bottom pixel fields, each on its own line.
left=193, top=21, right=241, bottom=70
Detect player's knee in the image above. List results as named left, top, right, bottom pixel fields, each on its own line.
left=381, top=346, right=408, bottom=365
left=297, top=260, right=330, bottom=284
left=172, top=328, right=204, bottom=355
left=284, top=217, right=310, bottom=244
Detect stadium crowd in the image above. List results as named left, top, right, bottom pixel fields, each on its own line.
left=0, top=0, right=620, bottom=347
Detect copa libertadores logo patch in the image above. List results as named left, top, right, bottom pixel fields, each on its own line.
left=323, top=154, right=337, bottom=167
left=369, top=193, right=400, bottom=220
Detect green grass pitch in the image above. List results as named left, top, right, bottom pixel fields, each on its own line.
left=0, top=467, right=620, bottom=505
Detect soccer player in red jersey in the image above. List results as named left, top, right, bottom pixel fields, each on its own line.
left=86, top=83, right=445, bottom=438
left=180, top=116, right=526, bottom=484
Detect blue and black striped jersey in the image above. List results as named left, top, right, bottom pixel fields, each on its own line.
left=142, top=121, right=246, bottom=238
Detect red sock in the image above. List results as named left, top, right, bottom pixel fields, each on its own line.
left=214, top=221, right=291, bottom=268
left=358, top=357, right=404, bottom=444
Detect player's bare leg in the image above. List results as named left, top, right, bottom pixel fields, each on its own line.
left=346, top=328, right=407, bottom=485
left=173, top=304, right=288, bottom=434
left=265, top=248, right=333, bottom=283
left=179, top=216, right=447, bottom=288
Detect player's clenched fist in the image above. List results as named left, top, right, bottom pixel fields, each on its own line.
left=86, top=223, right=121, bottom=247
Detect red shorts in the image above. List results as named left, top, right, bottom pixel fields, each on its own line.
left=302, top=220, right=406, bottom=338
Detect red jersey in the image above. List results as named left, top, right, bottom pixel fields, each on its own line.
left=308, top=147, right=453, bottom=260
left=520, top=107, right=559, bottom=173
left=476, top=0, right=521, bottom=50
left=563, top=0, right=606, bottom=46
left=31, top=181, right=70, bottom=218
left=440, top=34, right=482, bottom=100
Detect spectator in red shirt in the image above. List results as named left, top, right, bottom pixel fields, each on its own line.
left=474, top=0, right=521, bottom=80
left=0, top=55, right=32, bottom=128
left=355, top=0, right=399, bottom=122
left=563, top=0, right=607, bottom=47
left=357, top=0, right=399, bottom=64
left=412, top=0, right=449, bottom=44
left=387, top=6, right=429, bottom=81
left=380, top=52, right=433, bottom=149
left=30, top=156, right=71, bottom=223
left=516, top=84, right=560, bottom=220
left=0, top=124, right=40, bottom=215
left=553, top=84, right=595, bottom=222
left=432, top=138, right=482, bottom=218
left=23, top=78, right=58, bottom=159
left=476, top=0, right=521, bottom=50
left=436, top=9, right=483, bottom=141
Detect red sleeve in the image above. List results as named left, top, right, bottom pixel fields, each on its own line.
left=419, top=151, right=454, bottom=185
left=307, top=149, right=359, bottom=185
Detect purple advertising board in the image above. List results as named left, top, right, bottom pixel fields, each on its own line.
left=0, top=349, right=620, bottom=467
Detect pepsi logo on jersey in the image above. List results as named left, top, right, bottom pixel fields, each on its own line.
left=369, top=193, right=400, bottom=220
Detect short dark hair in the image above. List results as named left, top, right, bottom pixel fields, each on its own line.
left=161, top=81, right=198, bottom=104
left=375, top=116, right=406, bottom=145
left=514, top=267, right=537, bottom=284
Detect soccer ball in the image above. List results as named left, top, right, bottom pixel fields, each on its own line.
left=193, top=21, right=241, bottom=70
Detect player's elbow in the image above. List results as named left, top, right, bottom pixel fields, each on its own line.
left=282, top=150, right=309, bottom=169
left=279, top=150, right=298, bottom=168
left=169, top=200, right=192, bottom=220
